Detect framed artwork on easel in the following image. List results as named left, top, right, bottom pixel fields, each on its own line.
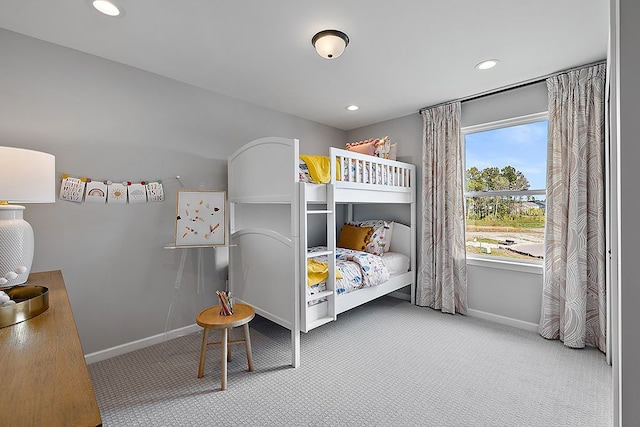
left=174, top=190, right=225, bottom=246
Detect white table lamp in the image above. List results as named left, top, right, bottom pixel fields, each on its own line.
left=0, top=147, right=55, bottom=287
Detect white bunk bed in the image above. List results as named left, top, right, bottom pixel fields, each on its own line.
left=228, top=136, right=416, bottom=367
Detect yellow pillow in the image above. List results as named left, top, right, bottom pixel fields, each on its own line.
left=338, top=224, right=373, bottom=251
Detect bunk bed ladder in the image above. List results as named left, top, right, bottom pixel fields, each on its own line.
left=299, top=183, right=337, bottom=332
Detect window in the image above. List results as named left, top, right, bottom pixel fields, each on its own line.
left=463, top=112, right=548, bottom=263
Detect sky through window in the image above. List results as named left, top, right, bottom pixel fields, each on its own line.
left=465, top=120, right=548, bottom=190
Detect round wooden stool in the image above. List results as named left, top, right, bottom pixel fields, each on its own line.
left=196, top=303, right=255, bottom=391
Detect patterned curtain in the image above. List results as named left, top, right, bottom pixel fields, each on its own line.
left=539, top=63, right=606, bottom=352
left=417, top=103, right=468, bottom=314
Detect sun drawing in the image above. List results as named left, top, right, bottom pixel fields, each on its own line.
left=111, top=188, right=125, bottom=199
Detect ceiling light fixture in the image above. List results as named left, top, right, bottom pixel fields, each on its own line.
left=91, top=0, right=124, bottom=17
left=312, top=30, right=349, bottom=59
left=345, top=105, right=359, bottom=111
left=475, top=59, right=499, bottom=70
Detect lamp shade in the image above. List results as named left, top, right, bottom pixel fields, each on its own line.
left=0, top=147, right=56, bottom=203
left=312, top=30, right=349, bottom=59
left=0, top=147, right=55, bottom=287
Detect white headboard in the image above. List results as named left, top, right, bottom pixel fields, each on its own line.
left=388, top=222, right=411, bottom=259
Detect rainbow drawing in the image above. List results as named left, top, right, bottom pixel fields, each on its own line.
left=87, top=188, right=105, bottom=197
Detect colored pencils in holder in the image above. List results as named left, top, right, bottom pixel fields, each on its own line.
left=217, top=291, right=233, bottom=315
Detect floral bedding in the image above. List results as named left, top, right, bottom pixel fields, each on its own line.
left=306, top=246, right=390, bottom=302
left=299, top=157, right=395, bottom=186
left=339, top=158, right=393, bottom=186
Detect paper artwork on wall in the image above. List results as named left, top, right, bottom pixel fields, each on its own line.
left=59, top=177, right=86, bottom=202
left=146, top=181, right=164, bottom=202
left=107, top=183, right=128, bottom=204
left=58, top=174, right=166, bottom=205
left=175, top=190, right=225, bottom=246
left=128, top=183, right=147, bottom=204
left=84, top=181, right=108, bottom=204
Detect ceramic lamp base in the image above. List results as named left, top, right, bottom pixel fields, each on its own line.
left=0, top=205, right=33, bottom=286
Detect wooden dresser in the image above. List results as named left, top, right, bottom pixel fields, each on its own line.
left=0, top=270, right=102, bottom=427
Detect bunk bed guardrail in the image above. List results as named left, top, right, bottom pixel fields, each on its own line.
left=329, top=146, right=413, bottom=192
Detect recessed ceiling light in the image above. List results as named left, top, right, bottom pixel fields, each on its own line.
left=91, top=0, right=125, bottom=17
left=475, top=59, right=499, bottom=70
left=345, top=105, right=359, bottom=111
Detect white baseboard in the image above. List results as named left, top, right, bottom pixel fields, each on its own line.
left=467, top=309, right=539, bottom=333
left=86, top=291, right=410, bottom=365
left=84, top=324, right=201, bottom=365
left=85, top=306, right=536, bottom=364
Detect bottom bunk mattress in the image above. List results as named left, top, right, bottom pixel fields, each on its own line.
left=307, top=246, right=410, bottom=304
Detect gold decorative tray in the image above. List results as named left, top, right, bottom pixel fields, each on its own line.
left=0, top=285, right=49, bottom=328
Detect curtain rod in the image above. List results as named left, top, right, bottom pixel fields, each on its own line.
left=418, top=59, right=606, bottom=114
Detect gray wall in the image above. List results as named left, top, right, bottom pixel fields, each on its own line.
left=461, top=83, right=548, bottom=126
left=0, top=28, right=345, bottom=355
left=347, top=82, right=548, bottom=327
left=616, top=0, right=640, bottom=424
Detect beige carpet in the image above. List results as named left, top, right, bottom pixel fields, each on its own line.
left=89, top=296, right=612, bottom=426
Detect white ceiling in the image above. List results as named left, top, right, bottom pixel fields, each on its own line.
left=0, top=0, right=609, bottom=131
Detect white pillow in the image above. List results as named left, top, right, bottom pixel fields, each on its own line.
left=388, top=143, right=397, bottom=161
left=348, top=220, right=394, bottom=255
left=381, top=252, right=410, bottom=275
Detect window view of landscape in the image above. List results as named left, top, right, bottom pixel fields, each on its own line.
left=464, top=118, right=548, bottom=262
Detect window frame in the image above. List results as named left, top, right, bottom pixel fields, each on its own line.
left=462, top=111, right=548, bottom=269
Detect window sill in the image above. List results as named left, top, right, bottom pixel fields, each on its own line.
left=466, top=255, right=543, bottom=275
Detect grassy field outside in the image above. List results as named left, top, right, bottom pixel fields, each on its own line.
left=465, top=245, right=539, bottom=260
